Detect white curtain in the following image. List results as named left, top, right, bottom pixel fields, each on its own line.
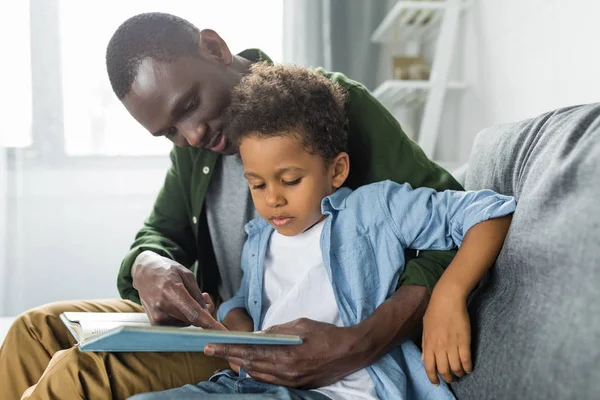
left=0, top=0, right=284, bottom=317
left=0, top=148, right=7, bottom=314
left=1, top=0, right=386, bottom=316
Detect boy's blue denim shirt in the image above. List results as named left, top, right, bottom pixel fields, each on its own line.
left=218, top=180, right=516, bottom=400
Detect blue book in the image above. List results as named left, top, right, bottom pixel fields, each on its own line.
left=60, top=312, right=302, bottom=352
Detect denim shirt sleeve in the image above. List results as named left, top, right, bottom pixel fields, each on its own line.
left=379, top=181, right=516, bottom=249
left=217, top=240, right=251, bottom=322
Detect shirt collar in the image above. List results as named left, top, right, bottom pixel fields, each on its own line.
left=244, top=217, right=270, bottom=235
left=244, top=187, right=353, bottom=234
left=321, top=187, right=353, bottom=213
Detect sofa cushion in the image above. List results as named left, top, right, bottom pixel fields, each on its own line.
left=451, top=104, right=600, bottom=400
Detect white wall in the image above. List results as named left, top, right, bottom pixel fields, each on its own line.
left=0, top=149, right=7, bottom=314
left=456, top=0, right=600, bottom=162
left=4, top=160, right=169, bottom=316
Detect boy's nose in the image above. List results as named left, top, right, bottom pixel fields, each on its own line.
left=265, top=190, right=285, bottom=208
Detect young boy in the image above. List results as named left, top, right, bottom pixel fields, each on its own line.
left=131, top=64, right=515, bottom=400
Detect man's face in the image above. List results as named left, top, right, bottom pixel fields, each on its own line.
left=122, top=55, right=236, bottom=154
left=240, top=134, right=339, bottom=236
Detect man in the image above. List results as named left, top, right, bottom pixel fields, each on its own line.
left=0, top=12, right=461, bottom=400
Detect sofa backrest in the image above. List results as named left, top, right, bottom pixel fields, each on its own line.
left=452, top=103, right=600, bottom=400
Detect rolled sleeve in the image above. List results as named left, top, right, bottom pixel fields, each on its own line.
left=217, top=297, right=247, bottom=323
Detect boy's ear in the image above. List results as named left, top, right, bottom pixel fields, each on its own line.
left=330, top=152, right=350, bottom=189
left=198, top=29, right=233, bottom=65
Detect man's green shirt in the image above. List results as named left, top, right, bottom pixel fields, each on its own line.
left=117, top=49, right=462, bottom=304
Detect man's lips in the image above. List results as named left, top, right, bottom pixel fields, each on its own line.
left=205, top=132, right=227, bottom=152
left=270, top=216, right=295, bottom=227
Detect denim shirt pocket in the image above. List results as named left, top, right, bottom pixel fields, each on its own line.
left=332, top=235, right=380, bottom=301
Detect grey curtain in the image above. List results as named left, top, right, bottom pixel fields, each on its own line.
left=283, top=0, right=387, bottom=90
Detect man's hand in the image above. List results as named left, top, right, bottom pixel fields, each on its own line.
left=422, top=286, right=473, bottom=385
left=132, top=250, right=223, bottom=329
left=204, top=285, right=429, bottom=388
left=204, top=318, right=367, bottom=388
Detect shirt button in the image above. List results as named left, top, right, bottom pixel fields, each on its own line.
left=192, top=216, right=198, bottom=224
left=202, top=166, right=210, bottom=174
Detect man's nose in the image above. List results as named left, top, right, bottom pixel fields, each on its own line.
left=180, top=123, right=208, bottom=147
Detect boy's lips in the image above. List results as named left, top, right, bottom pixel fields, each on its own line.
left=270, top=216, right=295, bottom=227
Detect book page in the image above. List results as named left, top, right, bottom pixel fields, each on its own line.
left=62, top=312, right=152, bottom=341
left=79, top=321, right=152, bottom=340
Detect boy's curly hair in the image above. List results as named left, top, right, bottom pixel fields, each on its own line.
left=223, top=63, right=348, bottom=162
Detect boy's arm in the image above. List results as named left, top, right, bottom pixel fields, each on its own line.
left=379, top=181, right=515, bottom=383
left=222, top=308, right=254, bottom=332
left=380, top=181, right=516, bottom=251
left=422, top=216, right=512, bottom=385
left=341, top=81, right=463, bottom=298
left=422, top=216, right=512, bottom=384
left=216, top=240, right=253, bottom=329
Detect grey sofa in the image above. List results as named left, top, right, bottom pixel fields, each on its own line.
left=450, top=103, right=600, bottom=399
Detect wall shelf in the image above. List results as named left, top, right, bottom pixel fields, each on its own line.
left=373, top=80, right=467, bottom=107
left=371, top=0, right=468, bottom=158
left=371, top=0, right=469, bottom=43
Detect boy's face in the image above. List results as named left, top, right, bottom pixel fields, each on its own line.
left=240, top=134, right=349, bottom=236
left=122, top=55, right=238, bottom=154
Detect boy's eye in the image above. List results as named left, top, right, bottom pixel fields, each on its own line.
left=283, top=178, right=302, bottom=186
left=251, top=183, right=266, bottom=190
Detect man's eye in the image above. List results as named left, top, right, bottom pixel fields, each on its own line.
left=183, top=97, right=197, bottom=114
left=283, top=178, right=302, bottom=186
left=251, top=183, right=266, bottom=190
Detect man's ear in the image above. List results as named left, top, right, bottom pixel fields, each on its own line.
left=198, top=29, right=233, bottom=65
left=330, top=152, right=350, bottom=189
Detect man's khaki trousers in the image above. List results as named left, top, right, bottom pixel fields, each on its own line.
left=0, top=299, right=228, bottom=400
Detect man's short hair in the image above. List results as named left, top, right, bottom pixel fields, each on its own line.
left=106, top=12, right=200, bottom=100
left=224, top=63, right=348, bottom=162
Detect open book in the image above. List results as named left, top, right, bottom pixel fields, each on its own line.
left=60, top=312, right=302, bottom=352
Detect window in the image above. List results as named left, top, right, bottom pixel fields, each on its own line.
left=4, top=0, right=283, bottom=156
left=0, top=1, right=32, bottom=148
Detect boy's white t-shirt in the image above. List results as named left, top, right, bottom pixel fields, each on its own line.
left=260, top=219, right=378, bottom=400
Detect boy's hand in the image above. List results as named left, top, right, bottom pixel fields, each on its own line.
left=199, top=292, right=227, bottom=331
left=422, top=286, right=473, bottom=385
left=201, top=293, right=217, bottom=317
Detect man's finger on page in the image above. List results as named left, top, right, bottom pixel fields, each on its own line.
left=142, top=298, right=187, bottom=326
left=163, top=284, right=210, bottom=326
left=179, top=269, right=207, bottom=309
left=172, top=291, right=226, bottom=330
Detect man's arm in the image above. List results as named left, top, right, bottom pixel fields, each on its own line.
left=118, top=148, right=216, bottom=328
left=118, top=148, right=196, bottom=302
left=208, top=231, right=432, bottom=387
